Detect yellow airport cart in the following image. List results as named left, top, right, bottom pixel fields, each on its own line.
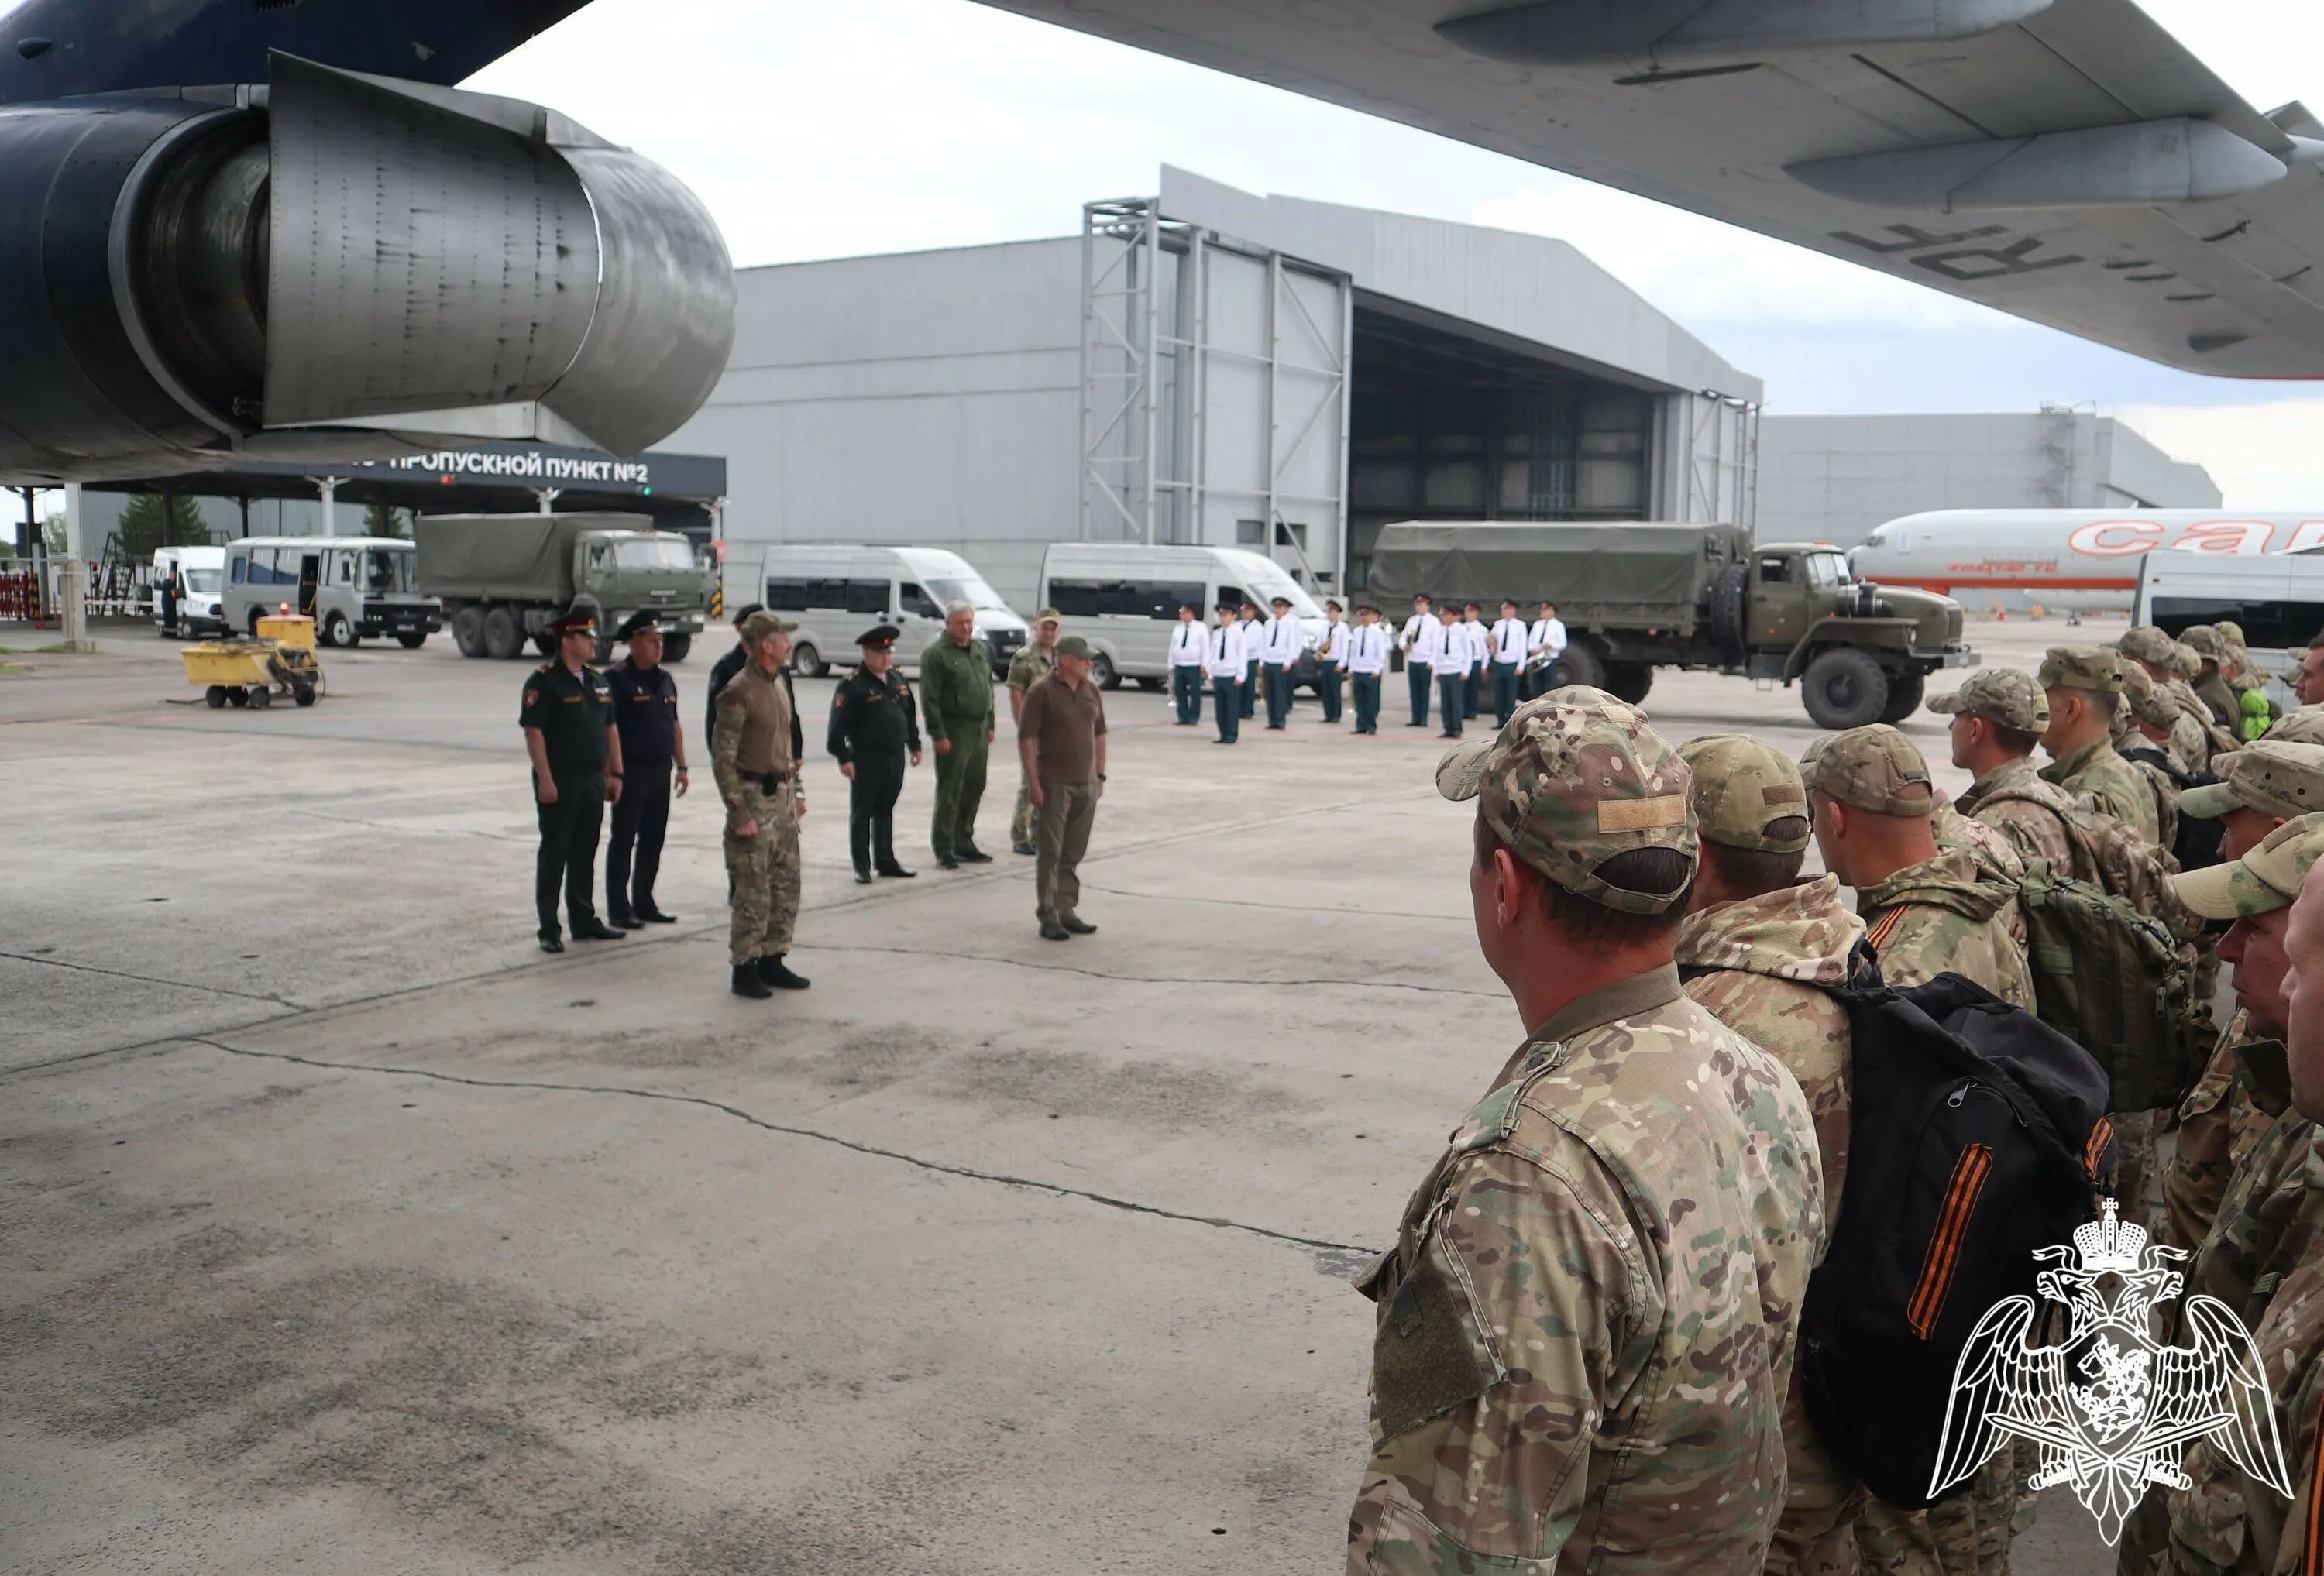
left=181, top=618, right=325, bottom=709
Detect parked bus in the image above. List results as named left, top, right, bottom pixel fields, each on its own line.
left=223, top=537, right=442, bottom=647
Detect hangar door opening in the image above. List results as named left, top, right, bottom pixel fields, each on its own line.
left=1346, top=300, right=1654, bottom=590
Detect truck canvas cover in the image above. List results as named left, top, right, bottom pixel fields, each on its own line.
left=1367, top=522, right=1746, bottom=613
left=414, top=513, right=652, bottom=603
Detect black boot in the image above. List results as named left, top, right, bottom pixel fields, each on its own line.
left=757, top=955, right=811, bottom=991
left=732, top=964, right=773, bottom=999
left=854, top=867, right=874, bottom=884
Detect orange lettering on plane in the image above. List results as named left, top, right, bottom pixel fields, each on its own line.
left=2175, top=520, right=2275, bottom=554
left=2066, top=520, right=2162, bottom=556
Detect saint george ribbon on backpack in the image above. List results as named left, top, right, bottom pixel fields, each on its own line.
left=1793, top=953, right=2113, bottom=1512
left=1966, top=788, right=2212, bottom=1117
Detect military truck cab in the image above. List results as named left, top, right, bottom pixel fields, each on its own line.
left=1748, top=541, right=1975, bottom=728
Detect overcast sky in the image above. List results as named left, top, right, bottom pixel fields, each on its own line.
left=458, top=0, right=2324, bottom=506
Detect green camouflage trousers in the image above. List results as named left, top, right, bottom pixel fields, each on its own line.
left=725, top=785, right=799, bottom=967
left=1011, top=774, right=1037, bottom=848
left=1856, top=1442, right=2027, bottom=1576
left=2111, top=1107, right=2161, bottom=1236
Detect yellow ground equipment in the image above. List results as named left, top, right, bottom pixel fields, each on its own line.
left=182, top=616, right=324, bottom=709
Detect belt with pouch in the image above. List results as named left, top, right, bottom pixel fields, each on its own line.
left=749, top=768, right=793, bottom=794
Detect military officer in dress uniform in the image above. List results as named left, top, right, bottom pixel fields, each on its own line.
left=829, top=624, right=923, bottom=884
left=603, top=611, right=688, bottom=929
left=521, top=606, right=627, bottom=953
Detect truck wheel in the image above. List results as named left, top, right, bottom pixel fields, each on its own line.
left=1604, top=661, right=1654, bottom=706
left=452, top=606, right=487, bottom=658
left=1878, top=670, right=1927, bottom=725
left=1707, top=561, right=1749, bottom=664
left=396, top=631, right=427, bottom=650
left=1088, top=652, right=1119, bottom=691
left=1802, top=647, right=1890, bottom=730
left=483, top=606, right=525, bottom=660
left=662, top=633, right=692, bottom=664
left=1555, top=639, right=1607, bottom=692
left=789, top=642, right=823, bottom=678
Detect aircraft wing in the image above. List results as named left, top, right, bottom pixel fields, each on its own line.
left=0, top=0, right=591, bottom=101
left=968, top=0, right=2324, bottom=379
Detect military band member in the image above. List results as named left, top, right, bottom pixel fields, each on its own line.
left=521, top=606, right=626, bottom=954
left=1346, top=605, right=1388, bottom=735
left=604, top=611, right=687, bottom=929
left=1430, top=604, right=1470, bottom=740
left=1525, top=600, right=1567, bottom=701
left=1459, top=602, right=1487, bottom=718
left=1314, top=600, right=1348, bottom=725
left=1260, top=595, right=1302, bottom=729
left=1167, top=603, right=1207, bottom=726
left=1008, top=608, right=1062, bottom=855
left=828, top=623, right=922, bottom=884
left=1399, top=593, right=1438, bottom=727
left=1238, top=600, right=1263, bottom=719
left=1488, top=597, right=1527, bottom=726
left=715, top=609, right=809, bottom=999
left=1207, top=603, right=1249, bottom=744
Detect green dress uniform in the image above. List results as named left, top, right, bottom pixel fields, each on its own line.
left=829, top=661, right=922, bottom=880
left=1007, top=644, right=1056, bottom=850
left=919, top=633, right=995, bottom=864
left=521, top=659, right=615, bottom=945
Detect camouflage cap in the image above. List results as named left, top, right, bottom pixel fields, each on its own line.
left=2039, top=645, right=2125, bottom=695
left=2118, top=626, right=2179, bottom=668
left=2180, top=624, right=2226, bottom=660
left=2217, top=620, right=2248, bottom=647
left=1927, top=668, right=2049, bottom=732
left=2174, top=642, right=2203, bottom=678
left=738, top=609, right=796, bottom=644
left=1678, top=735, right=1810, bottom=853
left=2121, top=664, right=2180, bottom=729
left=2179, top=740, right=2324, bottom=820
left=1437, top=686, right=1697, bottom=915
left=1034, top=607, right=1064, bottom=627
left=2169, top=812, right=2324, bottom=920
left=1800, top=723, right=1935, bottom=817
left=2265, top=709, right=2324, bottom=746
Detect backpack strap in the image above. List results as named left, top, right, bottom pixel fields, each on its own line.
left=1676, top=962, right=1718, bottom=984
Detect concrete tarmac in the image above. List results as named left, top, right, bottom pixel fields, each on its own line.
left=1, top=616, right=2121, bottom=1574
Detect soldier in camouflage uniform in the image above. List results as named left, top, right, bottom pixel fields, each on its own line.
left=2181, top=626, right=2243, bottom=730
left=713, top=610, right=810, bottom=999
left=2040, top=647, right=2162, bottom=845
left=1346, top=688, right=1823, bottom=1576
left=1805, top=726, right=2035, bottom=1008
left=2123, top=626, right=2223, bottom=772
left=1007, top=608, right=1062, bottom=856
left=2267, top=709, right=2324, bottom=747
left=2120, top=814, right=2324, bottom=1576
left=2120, top=663, right=2192, bottom=771
left=2182, top=743, right=2324, bottom=863
left=2163, top=1006, right=2293, bottom=1255
left=1934, top=669, right=2076, bottom=870
left=1675, top=736, right=1865, bottom=1576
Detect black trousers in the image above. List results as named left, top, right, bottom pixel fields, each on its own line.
left=850, top=752, right=908, bottom=873
left=535, top=768, right=606, bottom=938
left=606, top=757, right=671, bottom=921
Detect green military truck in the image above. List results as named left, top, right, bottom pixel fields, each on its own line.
left=1366, top=522, right=1978, bottom=728
left=415, top=513, right=717, bottom=664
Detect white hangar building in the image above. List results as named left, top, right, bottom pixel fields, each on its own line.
left=671, top=167, right=1763, bottom=609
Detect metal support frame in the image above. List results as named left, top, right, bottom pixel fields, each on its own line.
left=1078, top=195, right=1349, bottom=586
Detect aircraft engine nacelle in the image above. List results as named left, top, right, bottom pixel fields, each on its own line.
left=0, top=53, right=735, bottom=485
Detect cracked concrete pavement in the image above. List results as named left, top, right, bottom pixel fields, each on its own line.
left=1, top=619, right=2115, bottom=1574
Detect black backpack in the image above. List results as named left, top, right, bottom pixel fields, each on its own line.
left=1686, top=953, right=2113, bottom=1509
left=2120, top=745, right=2226, bottom=872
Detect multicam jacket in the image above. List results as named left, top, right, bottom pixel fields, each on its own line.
left=1676, top=875, right=1862, bottom=1217
left=1857, top=846, right=2036, bottom=1009
left=2124, top=1121, right=2324, bottom=1576
left=2165, top=1015, right=2292, bottom=1253
left=1348, top=967, right=1823, bottom=1576
left=2045, top=735, right=2162, bottom=846
left=1958, top=758, right=2077, bottom=871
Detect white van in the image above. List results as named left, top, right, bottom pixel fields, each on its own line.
left=2134, top=550, right=2324, bottom=695
left=756, top=546, right=1030, bottom=678
left=1036, top=543, right=1327, bottom=688
left=223, top=536, right=444, bottom=648
left=152, top=545, right=227, bottom=637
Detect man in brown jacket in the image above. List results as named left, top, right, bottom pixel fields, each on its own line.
left=1018, top=635, right=1107, bottom=942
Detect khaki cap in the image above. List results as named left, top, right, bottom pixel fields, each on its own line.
left=1679, top=735, right=1811, bottom=853
left=2118, top=626, right=2179, bottom=668
left=2169, top=812, right=2324, bottom=919
left=1033, top=607, right=1064, bottom=627
left=1802, top=724, right=1935, bottom=817
left=2122, top=664, right=2180, bottom=729
left=2217, top=620, right=2248, bottom=647
left=2265, top=709, right=2324, bottom=747
left=738, top=609, right=796, bottom=644
left=1438, top=686, right=1698, bottom=915
left=2040, top=646, right=2125, bottom=695
left=1927, top=669, right=2049, bottom=732
left=2180, top=741, right=2324, bottom=820
left=2180, top=625, right=2226, bottom=660
left=2174, top=643, right=2203, bottom=679
left=1053, top=634, right=1092, bottom=659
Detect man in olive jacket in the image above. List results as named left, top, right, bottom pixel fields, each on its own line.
left=920, top=601, right=996, bottom=868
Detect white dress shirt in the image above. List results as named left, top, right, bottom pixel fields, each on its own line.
left=1344, top=623, right=1388, bottom=675
left=1405, top=613, right=1445, bottom=668
left=1205, top=623, right=1248, bottom=680
left=1462, top=620, right=1490, bottom=664
left=1168, top=620, right=1207, bottom=668
left=1260, top=613, right=1305, bottom=664
left=1239, top=618, right=1262, bottom=660
left=1430, top=622, right=1472, bottom=676
left=1314, top=618, right=1347, bottom=664
left=1530, top=616, right=1568, bottom=659
left=1490, top=617, right=1528, bottom=663
left=1400, top=611, right=1433, bottom=653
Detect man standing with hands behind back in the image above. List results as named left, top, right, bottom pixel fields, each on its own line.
left=920, top=601, right=996, bottom=870
left=1019, top=635, right=1107, bottom=942
left=522, top=605, right=626, bottom=955
left=603, top=611, right=687, bottom=929
left=715, top=610, right=810, bottom=999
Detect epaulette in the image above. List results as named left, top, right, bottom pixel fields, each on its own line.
left=1447, top=1047, right=1568, bottom=1153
